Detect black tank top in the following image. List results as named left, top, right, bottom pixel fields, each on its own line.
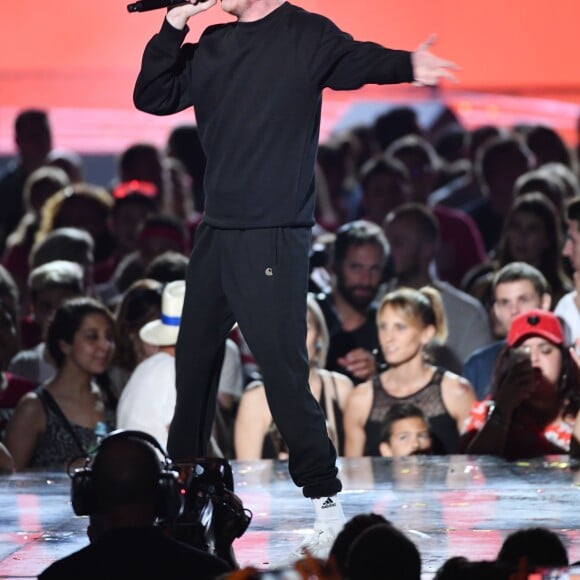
left=363, top=367, right=459, bottom=455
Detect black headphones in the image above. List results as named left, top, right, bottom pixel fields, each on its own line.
left=70, top=429, right=184, bottom=521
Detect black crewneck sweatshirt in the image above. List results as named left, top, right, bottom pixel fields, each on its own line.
left=134, top=2, right=414, bottom=229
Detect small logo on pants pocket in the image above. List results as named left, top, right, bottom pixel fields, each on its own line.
left=265, top=267, right=274, bottom=277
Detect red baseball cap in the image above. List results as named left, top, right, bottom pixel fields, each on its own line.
left=507, top=309, right=565, bottom=347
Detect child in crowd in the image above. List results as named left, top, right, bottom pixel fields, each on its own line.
left=378, top=403, right=433, bottom=458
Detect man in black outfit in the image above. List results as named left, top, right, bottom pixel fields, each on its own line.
left=38, top=431, right=230, bottom=579
left=133, top=0, right=457, bottom=558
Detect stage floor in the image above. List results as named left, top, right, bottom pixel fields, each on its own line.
left=1, top=455, right=579, bottom=578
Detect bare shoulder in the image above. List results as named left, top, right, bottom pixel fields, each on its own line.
left=329, top=371, right=355, bottom=394
left=14, top=391, right=44, bottom=415
left=239, top=381, right=268, bottom=407
left=345, top=378, right=374, bottom=407
left=441, top=371, right=476, bottom=398
left=7, top=391, right=45, bottom=430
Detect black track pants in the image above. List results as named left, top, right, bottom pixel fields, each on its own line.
left=167, top=222, right=341, bottom=498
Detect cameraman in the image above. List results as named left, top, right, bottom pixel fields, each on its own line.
left=38, top=431, right=231, bottom=579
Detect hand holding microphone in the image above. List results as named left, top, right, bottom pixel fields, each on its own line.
left=127, top=0, right=217, bottom=30
left=127, top=0, right=215, bottom=15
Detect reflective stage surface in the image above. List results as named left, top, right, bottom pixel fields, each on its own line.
left=1, top=456, right=580, bottom=578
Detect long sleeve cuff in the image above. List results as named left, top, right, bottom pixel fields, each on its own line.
left=159, top=15, right=189, bottom=43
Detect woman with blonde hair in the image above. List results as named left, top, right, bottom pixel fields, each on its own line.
left=234, top=293, right=353, bottom=458
left=35, top=182, right=116, bottom=265
left=344, top=286, right=476, bottom=456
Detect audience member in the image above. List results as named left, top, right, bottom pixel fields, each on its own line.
left=1, top=166, right=70, bottom=302
left=108, top=215, right=189, bottom=298
left=463, top=262, right=552, bottom=399
left=386, top=134, right=486, bottom=287
left=344, top=286, right=476, bottom=456
left=46, top=148, right=85, bottom=183
left=496, top=527, right=569, bottom=574
left=117, top=281, right=243, bottom=457
left=384, top=203, right=492, bottom=372
left=9, top=260, right=85, bottom=383
left=0, top=265, right=20, bottom=335
left=432, top=128, right=471, bottom=194
left=35, top=182, right=116, bottom=265
left=467, top=193, right=571, bottom=310
left=344, top=522, right=421, bottom=580
left=0, top=109, right=52, bottom=253
left=145, top=250, right=189, bottom=283
left=336, top=126, right=381, bottom=176
left=115, top=281, right=183, bottom=448
left=434, top=124, right=468, bottom=165
left=0, top=301, right=36, bottom=439
left=29, top=227, right=96, bottom=306
left=164, top=156, right=197, bottom=223
left=520, top=124, right=573, bottom=170
left=327, top=512, right=390, bottom=577
left=372, top=106, right=422, bottom=152
left=96, top=181, right=160, bottom=285
left=386, top=134, right=440, bottom=203
left=4, top=297, right=116, bottom=470
left=234, top=293, right=353, bottom=458
left=0, top=301, right=20, bottom=376
left=462, top=134, right=535, bottom=253
left=314, top=162, right=343, bottom=233
left=542, top=161, right=580, bottom=201
left=358, top=155, right=410, bottom=225
left=116, top=142, right=166, bottom=204
left=316, top=220, right=388, bottom=384
left=499, top=194, right=570, bottom=305
left=434, top=556, right=511, bottom=580
left=37, top=429, right=231, bottom=579
left=317, top=141, right=361, bottom=225
left=378, top=402, right=433, bottom=457
left=429, top=124, right=504, bottom=210
left=555, top=197, right=580, bottom=339
left=166, top=123, right=207, bottom=212
left=108, top=278, right=163, bottom=397
left=462, top=309, right=580, bottom=458
left=514, top=167, right=569, bottom=213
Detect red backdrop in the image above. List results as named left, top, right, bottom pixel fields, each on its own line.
left=1, top=0, right=579, bottom=109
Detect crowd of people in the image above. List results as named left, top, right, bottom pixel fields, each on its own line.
left=1, top=85, right=579, bottom=576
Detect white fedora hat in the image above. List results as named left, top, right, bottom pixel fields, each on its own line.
left=139, top=280, right=185, bottom=346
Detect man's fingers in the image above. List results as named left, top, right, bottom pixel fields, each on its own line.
left=436, top=58, right=460, bottom=70
left=419, top=33, right=437, bottom=51
left=438, top=69, right=460, bottom=83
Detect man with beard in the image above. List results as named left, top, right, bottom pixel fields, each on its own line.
left=316, top=220, right=389, bottom=384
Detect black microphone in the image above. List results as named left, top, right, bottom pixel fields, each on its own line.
left=127, top=0, right=205, bottom=13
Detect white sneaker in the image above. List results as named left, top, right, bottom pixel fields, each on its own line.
left=291, top=522, right=341, bottom=561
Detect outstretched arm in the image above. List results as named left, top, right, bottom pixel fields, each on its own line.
left=411, top=35, right=459, bottom=86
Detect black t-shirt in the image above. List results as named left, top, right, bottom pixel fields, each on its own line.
left=38, top=526, right=230, bottom=580
left=317, top=293, right=382, bottom=384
